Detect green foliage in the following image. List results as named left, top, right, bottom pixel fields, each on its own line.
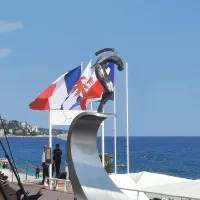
left=99, top=153, right=113, bottom=174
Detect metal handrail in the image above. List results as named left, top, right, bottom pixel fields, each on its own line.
left=47, top=177, right=70, bottom=182
left=119, top=187, right=200, bottom=200
left=47, top=177, right=71, bottom=192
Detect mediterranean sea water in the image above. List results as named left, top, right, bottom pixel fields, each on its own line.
left=0, top=137, right=200, bottom=179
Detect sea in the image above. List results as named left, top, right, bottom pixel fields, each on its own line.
left=0, top=136, right=200, bottom=180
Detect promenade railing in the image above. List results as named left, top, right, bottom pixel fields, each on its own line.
left=10, top=161, right=200, bottom=200
left=47, top=177, right=71, bottom=192
left=119, top=187, right=200, bottom=200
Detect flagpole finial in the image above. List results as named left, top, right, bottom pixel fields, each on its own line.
left=93, top=48, right=124, bottom=113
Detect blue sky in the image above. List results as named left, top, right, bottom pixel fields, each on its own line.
left=1, top=1, right=200, bottom=136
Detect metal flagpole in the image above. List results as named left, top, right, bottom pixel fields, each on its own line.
left=49, top=110, right=53, bottom=189
left=126, top=62, right=130, bottom=174
left=90, top=103, right=93, bottom=110
left=90, top=59, right=93, bottom=111
left=88, top=59, right=105, bottom=167
left=90, top=59, right=92, bottom=111
left=102, top=108, right=105, bottom=167
left=114, top=65, right=117, bottom=174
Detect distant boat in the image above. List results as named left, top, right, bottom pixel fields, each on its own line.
left=56, top=133, right=68, bottom=141
left=117, top=161, right=125, bottom=167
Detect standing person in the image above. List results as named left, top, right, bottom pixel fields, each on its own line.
left=52, top=144, right=62, bottom=178
left=34, top=166, right=41, bottom=179
left=42, top=145, right=49, bottom=184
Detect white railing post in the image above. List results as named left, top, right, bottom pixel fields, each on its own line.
left=25, top=161, right=28, bottom=181
left=12, top=170, right=13, bottom=182
left=137, top=191, right=139, bottom=200
left=65, top=164, right=69, bottom=192
left=46, top=178, right=70, bottom=192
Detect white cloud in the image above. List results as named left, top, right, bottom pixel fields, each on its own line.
left=0, top=48, right=12, bottom=57
left=0, top=20, right=23, bottom=33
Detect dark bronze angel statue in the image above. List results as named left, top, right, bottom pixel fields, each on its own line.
left=93, top=48, right=124, bottom=113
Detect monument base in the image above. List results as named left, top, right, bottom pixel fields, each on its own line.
left=66, top=111, right=130, bottom=200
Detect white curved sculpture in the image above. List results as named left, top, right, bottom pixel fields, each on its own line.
left=67, top=111, right=131, bottom=200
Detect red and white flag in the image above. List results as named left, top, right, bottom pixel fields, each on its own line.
left=61, top=61, right=92, bottom=110
left=80, top=63, right=114, bottom=110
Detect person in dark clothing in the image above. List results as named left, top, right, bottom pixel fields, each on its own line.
left=52, top=144, right=62, bottom=178
left=35, top=167, right=41, bottom=179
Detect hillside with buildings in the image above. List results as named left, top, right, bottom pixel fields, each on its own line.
left=0, top=118, right=65, bottom=137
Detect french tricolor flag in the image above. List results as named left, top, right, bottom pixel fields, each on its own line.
left=29, top=66, right=81, bottom=110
